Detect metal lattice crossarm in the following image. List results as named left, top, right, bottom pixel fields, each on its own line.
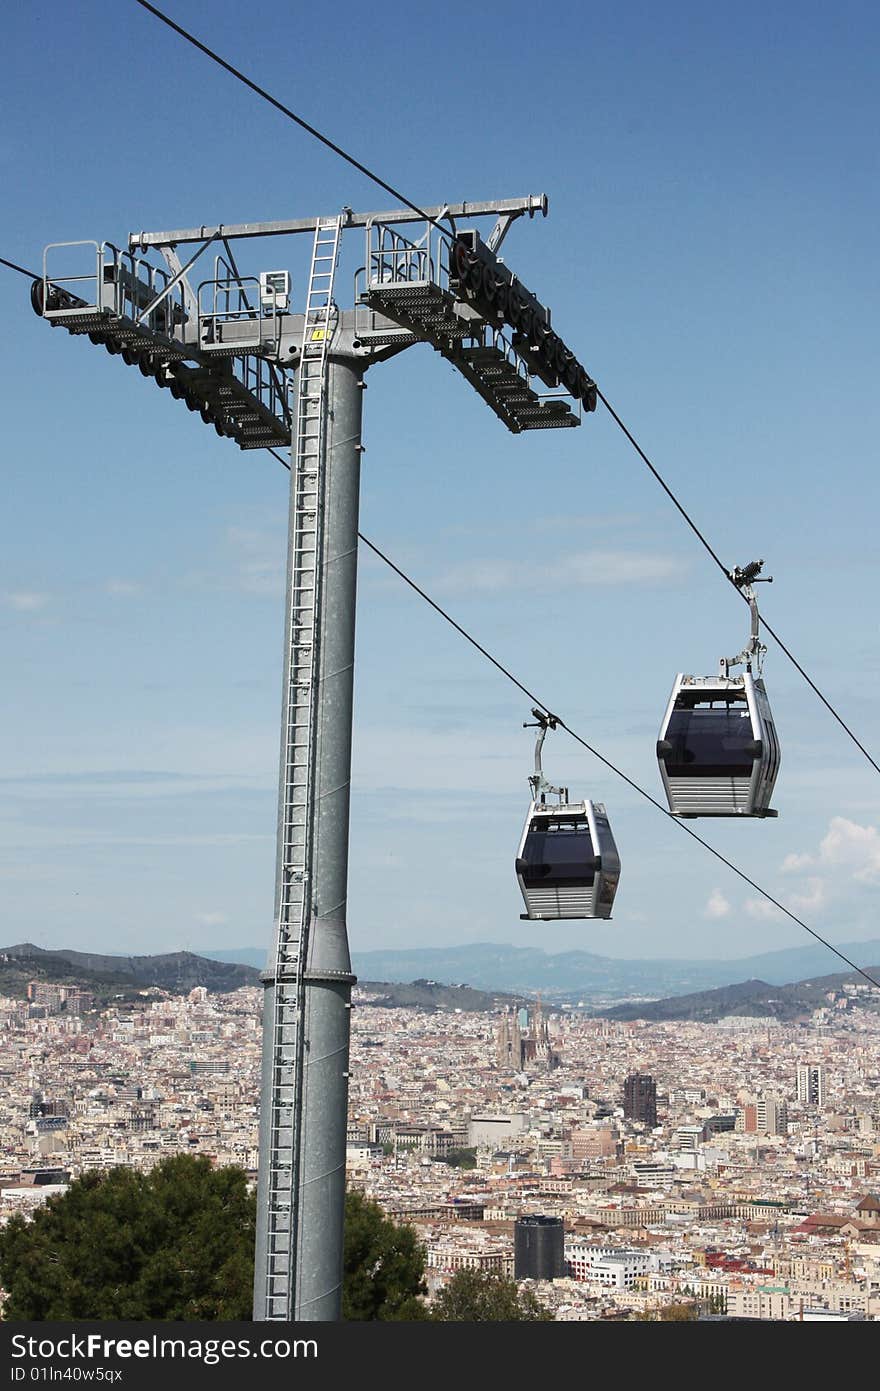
left=356, top=217, right=593, bottom=431
left=33, top=240, right=292, bottom=450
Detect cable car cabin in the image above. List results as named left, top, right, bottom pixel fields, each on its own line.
left=515, top=800, right=620, bottom=920
left=656, top=672, right=780, bottom=817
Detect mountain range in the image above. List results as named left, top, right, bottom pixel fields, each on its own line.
left=598, top=966, right=880, bottom=1023
left=3, top=940, right=877, bottom=1023
left=203, top=938, right=880, bottom=1003
left=0, top=943, right=260, bottom=999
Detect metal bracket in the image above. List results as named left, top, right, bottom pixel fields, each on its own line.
left=486, top=214, right=517, bottom=254
left=524, top=708, right=568, bottom=802
left=719, top=559, right=773, bottom=676
left=136, top=233, right=218, bottom=325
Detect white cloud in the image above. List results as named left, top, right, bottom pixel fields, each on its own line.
left=818, top=817, right=880, bottom=883
left=781, top=816, right=880, bottom=885
left=744, top=897, right=784, bottom=921
left=195, top=911, right=228, bottom=927
left=4, top=591, right=50, bottom=611
left=105, top=579, right=144, bottom=598
left=433, top=549, right=687, bottom=596
left=789, top=877, right=827, bottom=914
left=781, top=851, right=813, bottom=873
left=704, top=888, right=731, bottom=919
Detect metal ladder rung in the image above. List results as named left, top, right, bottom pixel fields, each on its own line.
left=262, top=212, right=342, bottom=1319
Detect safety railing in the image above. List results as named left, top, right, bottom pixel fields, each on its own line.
left=41, top=241, right=188, bottom=341
left=364, top=218, right=451, bottom=292
left=231, top=353, right=293, bottom=432
left=197, top=274, right=282, bottom=352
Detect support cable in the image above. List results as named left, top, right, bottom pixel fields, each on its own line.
left=354, top=530, right=880, bottom=993
left=0, top=254, right=38, bottom=279
left=133, top=1, right=450, bottom=238
left=597, top=388, right=880, bottom=776
left=2, top=266, right=877, bottom=985
left=129, top=5, right=878, bottom=777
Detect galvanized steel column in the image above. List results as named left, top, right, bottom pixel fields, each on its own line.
left=254, top=356, right=362, bottom=1321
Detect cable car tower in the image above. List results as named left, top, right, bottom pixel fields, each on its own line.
left=30, top=195, right=597, bottom=1321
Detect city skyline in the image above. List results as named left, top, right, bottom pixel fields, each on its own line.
left=3, top=974, right=879, bottom=1320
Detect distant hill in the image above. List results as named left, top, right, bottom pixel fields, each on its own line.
left=0, top=943, right=260, bottom=1000
left=204, top=938, right=880, bottom=1003
left=0, top=942, right=517, bottom=1016
left=594, top=965, right=880, bottom=1023
left=357, top=978, right=523, bottom=1013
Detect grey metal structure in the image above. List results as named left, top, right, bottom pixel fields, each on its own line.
left=31, top=195, right=598, bottom=1320
left=656, top=561, right=781, bottom=817
left=515, top=710, right=620, bottom=920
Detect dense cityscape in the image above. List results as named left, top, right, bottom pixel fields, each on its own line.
left=3, top=976, right=879, bottom=1321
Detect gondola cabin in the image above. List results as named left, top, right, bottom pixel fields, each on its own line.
left=656, top=672, right=780, bottom=817
left=515, top=799, right=620, bottom=920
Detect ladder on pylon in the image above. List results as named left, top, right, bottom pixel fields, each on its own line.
left=263, top=214, right=343, bottom=1319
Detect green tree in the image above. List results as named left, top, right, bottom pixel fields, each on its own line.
left=0, top=1165, right=430, bottom=1322
left=0, top=1155, right=255, bottom=1320
left=342, top=1190, right=428, bottom=1320
left=657, top=1302, right=699, bottom=1321
left=632, top=1301, right=699, bottom=1322
left=431, top=1269, right=553, bottom=1321
left=437, top=1148, right=477, bottom=1170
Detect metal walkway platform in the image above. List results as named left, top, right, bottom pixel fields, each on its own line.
left=35, top=241, right=291, bottom=451
left=358, top=221, right=582, bottom=433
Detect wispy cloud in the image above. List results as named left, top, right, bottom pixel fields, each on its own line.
left=433, top=549, right=687, bottom=596
left=781, top=851, right=813, bottom=873
left=789, top=877, right=827, bottom=914
left=105, top=579, right=145, bottom=598
left=0, top=767, right=275, bottom=800
left=744, top=897, right=784, bottom=921
left=4, top=591, right=50, bottom=611
left=226, top=526, right=285, bottom=597
left=704, top=888, right=731, bottom=919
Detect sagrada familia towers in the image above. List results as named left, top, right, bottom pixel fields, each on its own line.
left=496, top=1000, right=560, bottom=1072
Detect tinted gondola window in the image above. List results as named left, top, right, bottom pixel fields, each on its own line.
left=663, top=693, right=755, bottom=778
left=520, top=816, right=595, bottom=887
left=598, top=872, right=619, bottom=907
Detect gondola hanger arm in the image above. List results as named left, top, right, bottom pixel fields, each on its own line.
left=720, top=559, right=773, bottom=676
left=524, top=708, right=568, bottom=802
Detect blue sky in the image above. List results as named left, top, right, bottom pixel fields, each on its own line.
left=1, top=0, right=878, bottom=964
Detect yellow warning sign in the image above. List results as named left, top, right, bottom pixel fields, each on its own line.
left=310, top=328, right=326, bottom=341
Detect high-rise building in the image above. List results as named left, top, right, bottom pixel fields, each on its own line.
left=736, top=1097, right=788, bottom=1135
left=623, top=1073, right=658, bottom=1128
left=570, top=1125, right=620, bottom=1161
left=797, top=1063, right=826, bottom=1107
left=514, top=1215, right=565, bottom=1280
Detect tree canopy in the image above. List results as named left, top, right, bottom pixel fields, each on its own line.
left=0, top=1155, right=255, bottom=1320
left=430, top=1268, right=553, bottom=1321
left=4, top=1163, right=563, bottom=1324
left=633, top=1301, right=699, bottom=1322
left=342, top=1189, right=428, bottom=1320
